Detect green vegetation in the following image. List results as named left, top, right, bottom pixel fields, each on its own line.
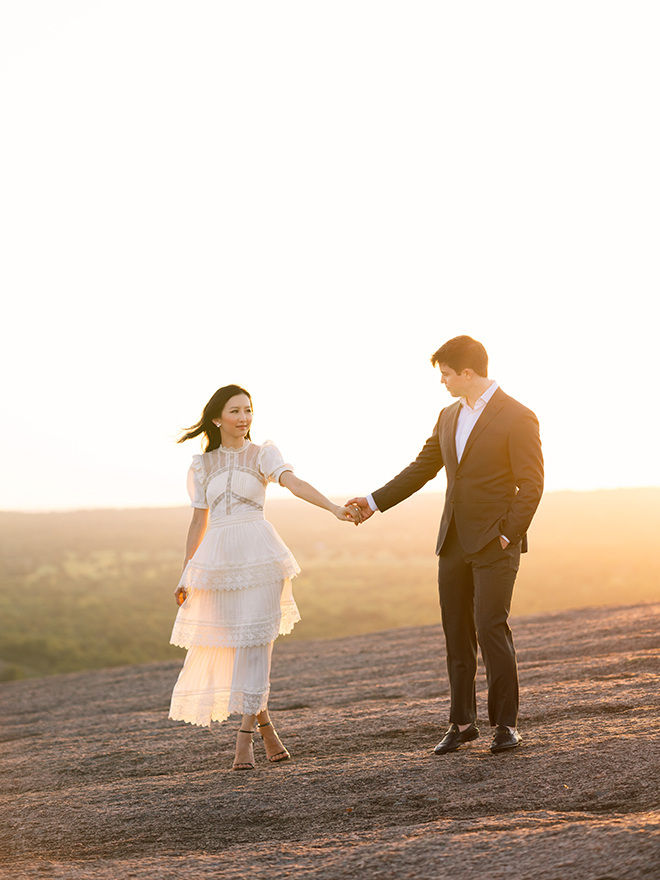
left=1, top=489, right=658, bottom=680
left=0, top=509, right=191, bottom=680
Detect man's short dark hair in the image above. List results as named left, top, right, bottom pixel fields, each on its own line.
left=430, top=336, right=489, bottom=377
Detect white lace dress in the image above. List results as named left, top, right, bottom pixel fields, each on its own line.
left=169, top=440, right=301, bottom=726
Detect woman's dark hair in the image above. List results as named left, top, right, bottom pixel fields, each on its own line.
left=177, top=384, right=252, bottom=452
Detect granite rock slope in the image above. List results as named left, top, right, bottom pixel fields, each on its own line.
left=1, top=603, right=659, bottom=879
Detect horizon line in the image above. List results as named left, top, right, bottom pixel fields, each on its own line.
left=1, top=485, right=659, bottom=516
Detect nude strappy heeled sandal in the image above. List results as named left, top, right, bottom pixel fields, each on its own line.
left=232, top=729, right=256, bottom=771
left=258, top=721, right=291, bottom=763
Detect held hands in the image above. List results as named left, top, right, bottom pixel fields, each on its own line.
left=344, top=497, right=375, bottom=526
left=334, top=504, right=361, bottom=524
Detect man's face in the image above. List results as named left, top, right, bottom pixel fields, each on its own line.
left=438, top=364, right=469, bottom=398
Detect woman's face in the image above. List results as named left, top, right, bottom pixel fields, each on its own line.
left=215, top=394, right=253, bottom=445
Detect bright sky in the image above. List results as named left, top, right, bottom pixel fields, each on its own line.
left=1, top=2, right=659, bottom=512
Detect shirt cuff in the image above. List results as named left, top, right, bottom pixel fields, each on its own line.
left=366, top=494, right=379, bottom=512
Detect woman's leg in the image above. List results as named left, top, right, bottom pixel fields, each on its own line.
left=233, top=712, right=257, bottom=770
left=231, top=639, right=291, bottom=766
left=232, top=707, right=289, bottom=766
left=230, top=642, right=273, bottom=768
left=256, top=708, right=290, bottom=762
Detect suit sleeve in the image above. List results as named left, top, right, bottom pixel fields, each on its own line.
left=500, top=409, right=544, bottom=544
left=372, top=417, right=445, bottom=513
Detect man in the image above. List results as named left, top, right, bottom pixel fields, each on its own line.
left=348, top=336, right=543, bottom=754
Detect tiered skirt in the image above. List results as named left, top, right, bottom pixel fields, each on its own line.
left=169, top=516, right=300, bottom=726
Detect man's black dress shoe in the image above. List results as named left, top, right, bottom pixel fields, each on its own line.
left=434, top=722, right=479, bottom=755
left=490, top=726, right=522, bottom=753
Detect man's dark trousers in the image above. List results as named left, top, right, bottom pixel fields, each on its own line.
left=439, top=517, right=521, bottom=729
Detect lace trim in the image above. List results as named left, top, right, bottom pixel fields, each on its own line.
left=192, top=441, right=291, bottom=491
left=171, top=619, right=280, bottom=649
left=179, top=558, right=300, bottom=592
left=169, top=688, right=269, bottom=727
left=208, top=491, right=264, bottom=518
left=219, top=441, right=250, bottom=454
left=280, top=602, right=301, bottom=636
left=171, top=602, right=301, bottom=649
left=193, top=444, right=261, bottom=490
left=232, top=493, right=263, bottom=510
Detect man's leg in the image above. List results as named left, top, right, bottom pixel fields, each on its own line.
left=438, top=519, right=478, bottom=725
left=468, top=538, right=521, bottom=729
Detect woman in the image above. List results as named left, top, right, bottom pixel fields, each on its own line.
left=169, top=384, right=358, bottom=770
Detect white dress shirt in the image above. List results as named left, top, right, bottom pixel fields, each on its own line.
left=455, top=380, right=498, bottom=461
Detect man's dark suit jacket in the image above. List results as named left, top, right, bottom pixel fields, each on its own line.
left=372, top=388, right=544, bottom=555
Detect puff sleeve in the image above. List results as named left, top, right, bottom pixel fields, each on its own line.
left=186, top=456, right=208, bottom=509
left=257, top=440, right=294, bottom=484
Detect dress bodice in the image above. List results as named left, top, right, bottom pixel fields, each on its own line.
left=187, top=441, right=293, bottom=525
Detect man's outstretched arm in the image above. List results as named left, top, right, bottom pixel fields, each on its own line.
left=346, top=420, right=445, bottom=523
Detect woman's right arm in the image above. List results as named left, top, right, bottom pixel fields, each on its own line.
left=174, top=507, right=209, bottom=606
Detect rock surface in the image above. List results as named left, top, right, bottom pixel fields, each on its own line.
left=1, top=603, right=659, bottom=879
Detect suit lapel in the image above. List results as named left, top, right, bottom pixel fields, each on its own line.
left=440, top=402, right=461, bottom=471
left=458, top=388, right=507, bottom=467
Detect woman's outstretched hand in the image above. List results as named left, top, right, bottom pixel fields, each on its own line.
left=174, top=586, right=187, bottom=606
left=334, top=504, right=361, bottom=524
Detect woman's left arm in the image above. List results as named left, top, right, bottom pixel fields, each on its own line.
left=279, top=471, right=358, bottom=523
